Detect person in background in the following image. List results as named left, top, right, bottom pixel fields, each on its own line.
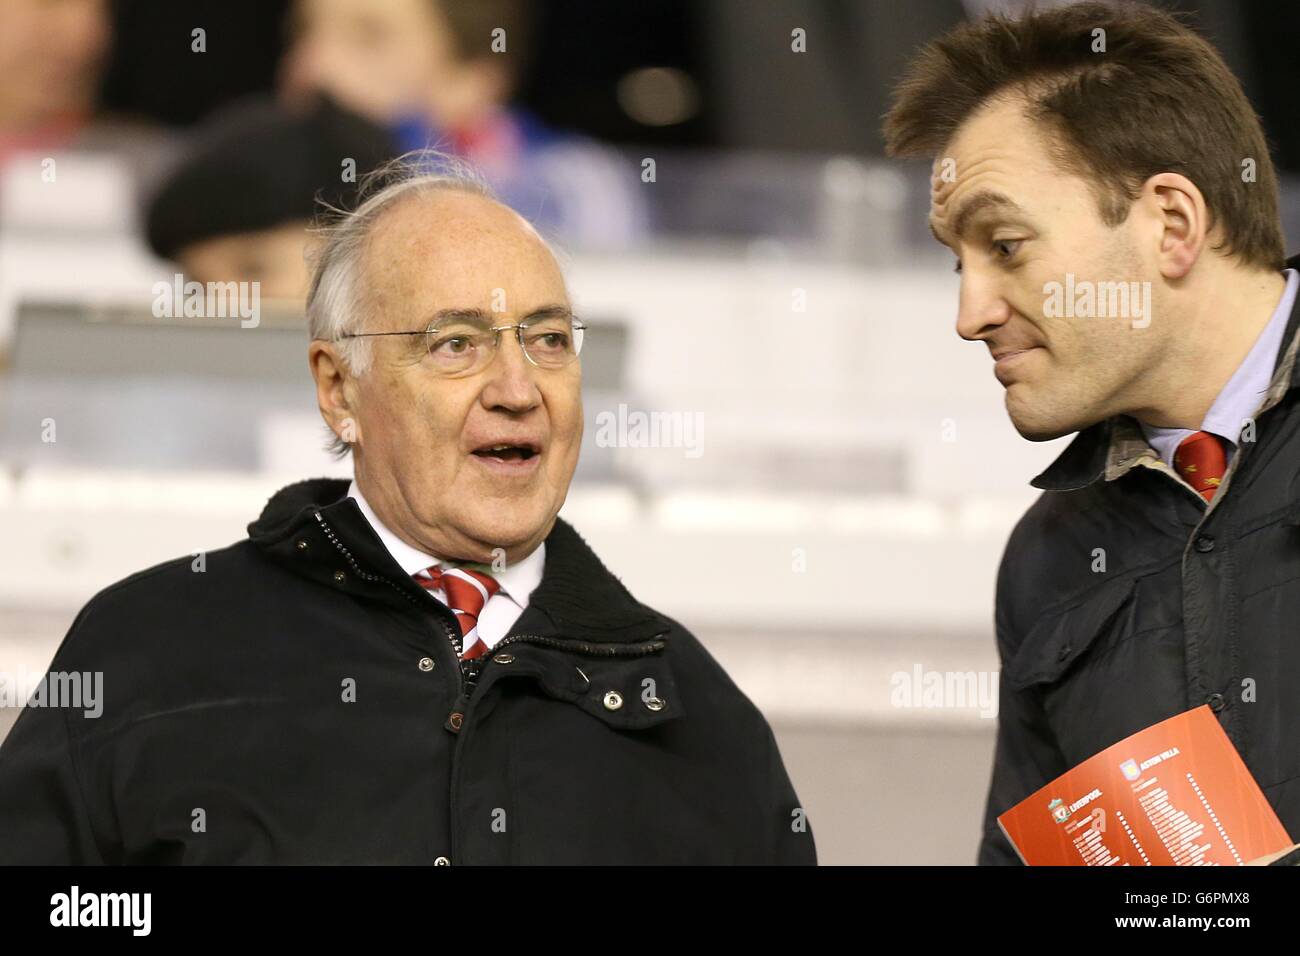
left=145, top=97, right=394, bottom=300
left=0, top=0, right=180, bottom=192
left=278, top=0, right=646, bottom=249
left=0, top=0, right=111, bottom=168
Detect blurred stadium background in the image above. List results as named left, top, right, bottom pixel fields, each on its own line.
left=2, top=0, right=1297, bottom=864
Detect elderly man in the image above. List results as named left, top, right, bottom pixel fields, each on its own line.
left=0, top=162, right=814, bottom=865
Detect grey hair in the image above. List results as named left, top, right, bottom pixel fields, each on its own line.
left=307, top=150, right=495, bottom=458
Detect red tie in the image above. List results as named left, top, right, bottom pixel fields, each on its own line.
left=412, top=566, right=500, bottom=660
left=1172, top=431, right=1227, bottom=503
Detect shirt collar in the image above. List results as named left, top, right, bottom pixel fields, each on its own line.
left=1033, top=255, right=1300, bottom=492
left=1139, top=267, right=1299, bottom=463
left=345, top=478, right=545, bottom=606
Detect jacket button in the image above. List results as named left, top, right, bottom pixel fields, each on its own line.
left=494, top=653, right=515, bottom=664
left=644, top=696, right=665, bottom=712
left=1194, top=534, right=1215, bottom=553
left=295, top=540, right=308, bottom=551
left=418, top=657, right=435, bottom=672
left=1206, top=693, right=1225, bottom=712
left=333, top=570, right=346, bottom=583
left=433, top=856, right=451, bottom=866
left=603, top=691, right=624, bottom=711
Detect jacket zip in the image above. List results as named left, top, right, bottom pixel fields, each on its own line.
left=312, top=511, right=466, bottom=702
left=447, top=629, right=669, bottom=864
left=312, top=510, right=668, bottom=709
left=313, top=510, right=670, bottom=864
left=452, top=632, right=670, bottom=727
left=482, top=631, right=669, bottom=660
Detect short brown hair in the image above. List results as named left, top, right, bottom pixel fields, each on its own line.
left=883, top=0, right=1285, bottom=271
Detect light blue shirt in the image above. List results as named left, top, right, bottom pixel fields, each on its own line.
left=1141, top=268, right=1299, bottom=467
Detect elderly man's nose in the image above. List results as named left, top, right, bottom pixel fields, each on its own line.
left=481, top=333, right=541, bottom=410
left=955, top=272, right=1012, bottom=341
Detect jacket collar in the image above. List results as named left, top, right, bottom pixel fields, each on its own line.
left=1032, top=253, right=1300, bottom=493
left=247, top=477, right=669, bottom=644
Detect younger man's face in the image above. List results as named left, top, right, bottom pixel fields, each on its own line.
left=928, top=93, right=1173, bottom=440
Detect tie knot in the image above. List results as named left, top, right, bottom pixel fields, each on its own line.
left=415, top=565, right=500, bottom=608
left=1173, top=430, right=1228, bottom=502
left=412, top=565, right=501, bottom=659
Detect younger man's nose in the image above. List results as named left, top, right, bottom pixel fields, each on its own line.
left=955, top=272, right=1014, bottom=342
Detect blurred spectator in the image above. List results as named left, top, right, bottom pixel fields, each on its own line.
left=0, top=0, right=111, bottom=166
left=0, top=0, right=187, bottom=202
left=278, top=0, right=646, bottom=248
left=145, top=97, right=394, bottom=299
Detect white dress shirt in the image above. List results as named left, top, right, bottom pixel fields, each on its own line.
left=346, top=479, right=545, bottom=649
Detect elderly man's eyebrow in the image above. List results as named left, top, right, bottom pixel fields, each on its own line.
left=426, top=304, right=575, bottom=326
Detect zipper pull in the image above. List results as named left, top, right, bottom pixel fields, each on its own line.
left=444, top=699, right=467, bottom=734
left=444, top=671, right=474, bottom=734
left=444, top=656, right=492, bottom=734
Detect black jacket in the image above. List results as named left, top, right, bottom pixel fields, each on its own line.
left=980, top=255, right=1300, bottom=864
left=0, top=478, right=815, bottom=865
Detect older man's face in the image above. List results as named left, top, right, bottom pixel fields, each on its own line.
left=343, top=190, right=582, bottom=564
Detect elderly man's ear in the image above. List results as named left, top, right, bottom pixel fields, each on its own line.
left=308, top=341, right=363, bottom=447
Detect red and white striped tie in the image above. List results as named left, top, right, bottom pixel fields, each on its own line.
left=412, top=565, right=500, bottom=660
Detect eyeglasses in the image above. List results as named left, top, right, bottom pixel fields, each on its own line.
left=339, top=312, right=586, bottom=377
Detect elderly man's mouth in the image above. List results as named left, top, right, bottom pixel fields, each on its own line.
left=469, top=442, right=542, bottom=475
